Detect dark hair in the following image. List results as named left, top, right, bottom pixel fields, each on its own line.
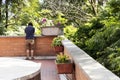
left=28, top=22, right=33, bottom=26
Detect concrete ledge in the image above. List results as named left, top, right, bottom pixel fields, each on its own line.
left=62, top=40, right=120, bottom=80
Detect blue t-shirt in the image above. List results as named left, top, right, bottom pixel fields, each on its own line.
left=25, top=25, right=35, bottom=39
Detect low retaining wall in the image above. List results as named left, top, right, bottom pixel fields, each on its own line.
left=62, top=40, right=120, bottom=80
left=0, top=36, right=56, bottom=56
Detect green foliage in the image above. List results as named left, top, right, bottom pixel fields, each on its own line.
left=0, top=23, right=5, bottom=35
left=108, top=0, right=120, bottom=15
left=86, top=32, right=106, bottom=52
left=0, top=0, right=41, bottom=35
left=90, top=18, right=104, bottom=29
left=73, top=24, right=92, bottom=49
left=56, top=53, right=70, bottom=63
left=4, top=24, right=25, bottom=36
left=54, top=11, right=67, bottom=25
left=82, top=18, right=120, bottom=77
left=100, top=0, right=120, bottom=20
left=39, top=10, right=67, bottom=28
left=96, top=47, right=120, bottom=76
left=51, top=36, right=65, bottom=47
left=86, top=23, right=120, bottom=56
left=64, top=25, right=77, bottom=41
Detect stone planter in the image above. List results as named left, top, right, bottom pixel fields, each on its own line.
left=41, top=26, right=62, bottom=36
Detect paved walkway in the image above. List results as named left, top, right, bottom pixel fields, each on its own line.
left=32, top=59, right=60, bottom=80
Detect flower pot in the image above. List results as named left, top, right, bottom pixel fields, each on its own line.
left=54, top=46, right=64, bottom=53
left=41, top=26, right=62, bottom=36
left=56, top=61, right=73, bottom=74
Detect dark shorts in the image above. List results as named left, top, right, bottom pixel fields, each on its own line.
left=26, top=39, right=35, bottom=50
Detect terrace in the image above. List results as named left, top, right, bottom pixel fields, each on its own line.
left=0, top=36, right=120, bottom=80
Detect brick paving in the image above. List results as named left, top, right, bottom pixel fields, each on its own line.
left=32, top=59, right=60, bottom=80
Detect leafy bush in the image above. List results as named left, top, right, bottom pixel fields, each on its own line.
left=64, top=25, right=77, bottom=41
left=0, top=23, right=5, bottom=35
left=51, top=36, right=65, bottom=47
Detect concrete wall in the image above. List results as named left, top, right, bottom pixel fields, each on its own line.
left=62, top=40, right=120, bottom=80
left=0, top=36, right=56, bottom=56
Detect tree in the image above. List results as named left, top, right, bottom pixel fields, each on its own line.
left=41, top=0, right=108, bottom=26
left=3, top=0, right=42, bottom=35
left=0, top=0, right=2, bottom=22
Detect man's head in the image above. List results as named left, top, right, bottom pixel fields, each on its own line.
left=28, top=22, right=33, bottom=26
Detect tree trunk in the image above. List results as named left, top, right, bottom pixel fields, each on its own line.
left=5, top=0, right=8, bottom=28
left=88, top=0, right=98, bottom=16
left=0, top=0, right=2, bottom=22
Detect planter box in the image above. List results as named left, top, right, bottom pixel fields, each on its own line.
left=41, top=26, right=62, bottom=36
left=56, top=61, right=73, bottom=74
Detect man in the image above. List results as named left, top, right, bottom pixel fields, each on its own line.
left=25, top=22, right=35, bottom=60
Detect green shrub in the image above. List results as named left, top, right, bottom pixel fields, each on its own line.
left=51, top=36, right=65, bottom=47
left=56, top=52, right=70, bottom=63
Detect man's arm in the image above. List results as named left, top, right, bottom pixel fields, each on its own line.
left=25, top=27, right=27, bottom=33
left=33, top=28, right=35, bottom=33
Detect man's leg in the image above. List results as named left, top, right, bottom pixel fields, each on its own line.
left=30, top=40, right=35, bottom=60
left=31, top=49, right=34, bottom=59
left=25, top=40, right=30, bottom=60
left=26, top=49, right=30, bottom=60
